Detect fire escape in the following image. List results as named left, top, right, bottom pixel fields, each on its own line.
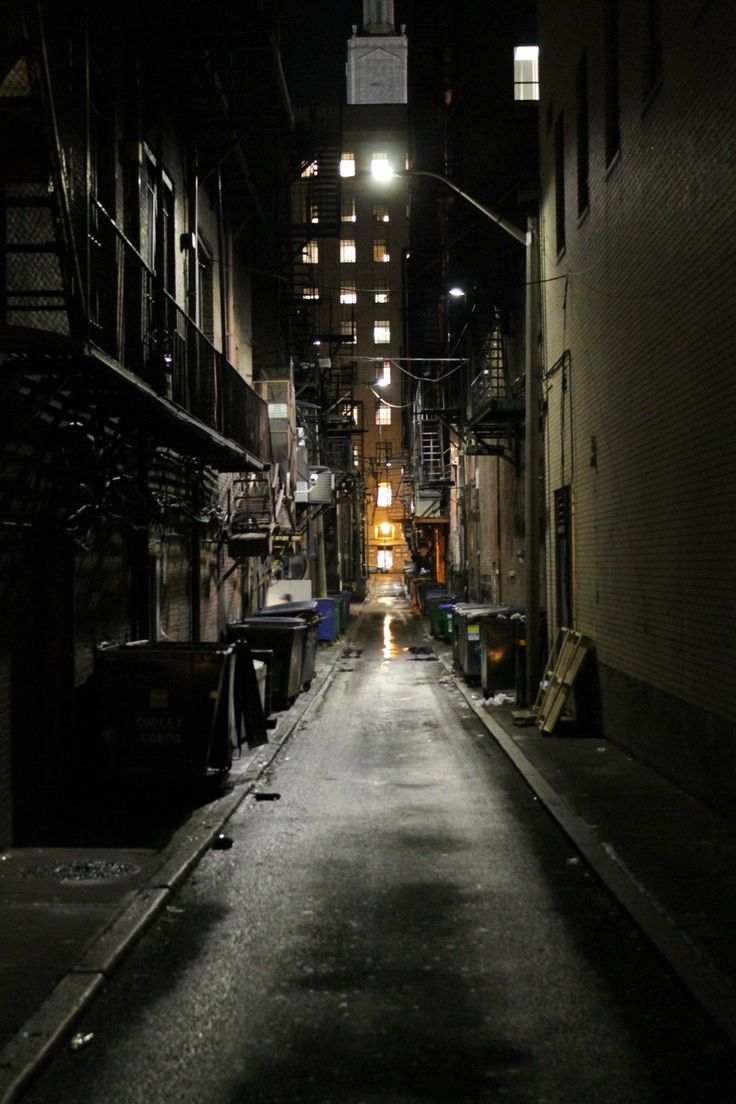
left=0, top=4, right=272, bottom=497
left=464, top=309, right=524, bottom=461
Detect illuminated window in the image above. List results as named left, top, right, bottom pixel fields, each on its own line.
left=373, top=239, right=390, bottom=263
left=514, top=46, right=539, bottom=100
left=377, top=548, right=394, bottom=570
left=340, top=239, right=356, bottom=263
left=375, top=402, right=391, bottom=425
left=376, top=482, right=392, bottom=506
left=301, top=160, right=318, bottom=177
left=340, top=319, right=356, bottom=343
left=302, top=286, right=319, bottom=300
left=309, top=203, right=319, bottom=224
left=374, top=282, right=389, bottom=304
left=301, top=240, right=319, bottom=264
left=374, top=319, right=390, bottom=344
left=340, top=152, right=356, bottom=177
left=341, top=195, right=356, bottom=222
left=378, top=360, right=391, bottom=385
left=373, top=203, right=390, bottom=222
left=340, top=281, right=357, bottom=304
left=371, top=152, right=389, bottom=177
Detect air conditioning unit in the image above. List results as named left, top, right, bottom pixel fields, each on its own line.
left=295, top=467, right=335, bottom=503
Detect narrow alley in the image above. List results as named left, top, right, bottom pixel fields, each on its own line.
left=15, top=581, right=734, bottom=1104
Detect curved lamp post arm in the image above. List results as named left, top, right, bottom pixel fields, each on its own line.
left=399, top=169, right=528, bottom=246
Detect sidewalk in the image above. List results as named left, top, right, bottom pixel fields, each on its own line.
left=0, top=634, right=348, bottom=1104
left=437, top=641, right=736, bottom=1051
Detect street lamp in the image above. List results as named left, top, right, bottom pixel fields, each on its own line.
left=375, top=165, right=542, bottom=703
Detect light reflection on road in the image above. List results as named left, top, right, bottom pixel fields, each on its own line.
left=382, top=614, right=395, bottom=659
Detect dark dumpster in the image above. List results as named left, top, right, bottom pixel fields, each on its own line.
left=92, top=640, right=248, bottom=783
left=254, top=600, right=320, bottom=690
left=452, top=604, right=510, bottom=681
left=480, top=609, right=526, bottom=697
left=227, top=617, right=307, bottom=710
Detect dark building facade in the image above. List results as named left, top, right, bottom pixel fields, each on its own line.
left=0, top=0, right=295, bottom=844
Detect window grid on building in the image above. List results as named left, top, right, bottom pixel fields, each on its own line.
left=374, top=283, right=390, bottom=303
left=373, top=202, right=390, bottom=222
left=340, top=152, right=356, bottom=177
left=341, top=195, right=356, bottom=222
left=374, top=319, right=391, bottom=344
left=376, top=402, right=391, bottom=425
left=340, top=281, right=357, bottom=304
left=301, top=240, right=319, bottom=264
left=340, top=239, right=357, bottom=263
left=513, top=46, right=539, bottom=100
left=340, top=319, right=356, bottom=343
left=373, top=239, right=390, bottom=263
left=371, top=152, right=389, bottom=177
left=302, top=286, right=319, bottom=300
left=376, top=481, right=393, bottom=506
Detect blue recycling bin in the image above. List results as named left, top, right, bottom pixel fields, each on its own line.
left=315, top=597, right=339, bottom=642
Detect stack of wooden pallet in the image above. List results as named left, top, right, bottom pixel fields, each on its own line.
left=513, top=628, right=592, bottom=733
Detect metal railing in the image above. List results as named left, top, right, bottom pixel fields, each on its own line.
left=88, top=202, right=269, bottom=461
left=466, top=330, right=523, bottom=423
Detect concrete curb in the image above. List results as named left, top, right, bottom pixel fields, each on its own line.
left=0, top=637, right=348, bottom=1104
left=446, top=663, right=736, bottom=1050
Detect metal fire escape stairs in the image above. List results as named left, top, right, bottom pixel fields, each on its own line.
left=0, top=18, right=86, bottom=437
left=464, top=312, right=525, bottom=461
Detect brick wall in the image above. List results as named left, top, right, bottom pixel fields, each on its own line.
left=538, top=0, right=736, bottom=807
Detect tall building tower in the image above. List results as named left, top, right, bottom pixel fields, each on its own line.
left=346, top=0, right=408, bottom=105
left=342, top=3, right=409, bottom=575
left=290, top=5, right=409, bottom=583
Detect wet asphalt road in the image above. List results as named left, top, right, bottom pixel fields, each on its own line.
left=20, top=583, right=735, bottom=1102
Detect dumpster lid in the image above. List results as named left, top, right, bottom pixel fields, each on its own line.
left=238, top=616, right=307, bottom=629
left=255, top=601, right=318, bottom=616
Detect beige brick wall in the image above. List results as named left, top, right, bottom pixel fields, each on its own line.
left=539, top=0, right=736, bottom=723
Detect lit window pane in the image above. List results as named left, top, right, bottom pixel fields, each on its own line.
left=340, top=153, right=356, bottom=177
left=514, top=45, right=539, bottom=100
left=340, top=239, right=356, bottom=263
left=301, top=240, right=319, bottom=263
left=377, top=548, right=394, bottom=570
left=302, top=286, right=319, bottom=300
left=376, top=481, right=392, bottom=505
left=301, top=160, right=318, bottom=177
left=373, top=239, right=390, bottom=263
left=340, top=281, right=357, bottom=304
left=341, top=195, right=356, bottom=222
left=376, top=403, right=391, bottom=425
left=379, top=360, right=391, bottom=384
left=340, top=320, right=356, bottom=343
left=374, top=320, right=390, bottom=344
left=373, top=203, right=389, bottom=222
left=371, top=152, right=390, bottom=179
left=374, top=283, right=389, bottom=304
